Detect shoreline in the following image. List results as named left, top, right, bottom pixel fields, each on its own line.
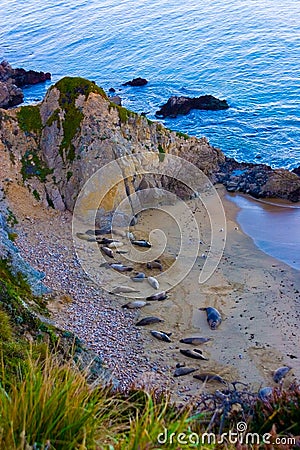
left=7, top=182, right=299, bottom=402
left=227, top=192, right=300, bottom=271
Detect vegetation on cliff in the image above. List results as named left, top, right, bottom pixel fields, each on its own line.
left=54, top=77, right=107, bottom=162
left=17, top=105, right=43, bottom=135
left=0, top=261, right=299, bottom=449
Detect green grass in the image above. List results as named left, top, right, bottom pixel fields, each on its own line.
left=2, top=346, right=298, bottom=450
left=0, top=350, right=197, bottom=450
left=0, top=259, right=299, bottom=449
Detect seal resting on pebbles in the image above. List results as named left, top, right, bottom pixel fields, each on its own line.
left=174, top=367, right=198, bottom=377
left=147, top=260, right=163, bottom=271
left=122, top=300, right=148, bottom=309
left=110, top=286, right=140, bottom=294
left=136, top=317, right=164, bottom=326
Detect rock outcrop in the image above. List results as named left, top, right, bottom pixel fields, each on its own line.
left=156, top=95, right=229, bottom=118
left=0, top=60, right=51, bottom=108
left=217, top=158, right=300, bottom=203
left=292, top=166, right=300, bottom=177
left=122, top=77, right=148, bottom=87
left=0, top=76, right=299, bottom=220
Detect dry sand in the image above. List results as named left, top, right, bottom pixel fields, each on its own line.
left=7, top=182, right=300, bottom=402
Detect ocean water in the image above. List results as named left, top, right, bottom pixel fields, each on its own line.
left=228, top=194, right=300, bottom=270
left=1, top=0, right=300, bottom=170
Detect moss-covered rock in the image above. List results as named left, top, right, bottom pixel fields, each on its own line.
left=54, top=77, right=107, bottom=162
left=16, top=105, right=43, bottom=135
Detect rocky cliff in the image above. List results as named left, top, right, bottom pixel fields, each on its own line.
left=0, top=76, right=299, bottom=217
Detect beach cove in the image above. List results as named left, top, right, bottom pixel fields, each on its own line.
left=8, top=180, right=299, bottom=402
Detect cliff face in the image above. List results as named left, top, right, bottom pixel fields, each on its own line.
left=0, top=76, right=299, bottom=216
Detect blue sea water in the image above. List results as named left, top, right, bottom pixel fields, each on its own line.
left=1, top=0, right=300, bottom=170
left=229, top=194, right=300, bottom=270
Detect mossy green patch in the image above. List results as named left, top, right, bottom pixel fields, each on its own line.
left=17, top=105, right=43, bottom=135
left=46, top=193, right=55, bottom=208
left=46, top=108, right=61, bottom=128
left=54, top=77, right=107, bottom=162
left=32, top=189, right=41, bottom=201
left=7, top=232, right=18, bottom=242
left=109, top=102, right=137, bottom=124
left=158, top=144, right=166, bottom=162
left=6, top=208, right=18, bottom=227
left=21, top=149, right=53, bottom=183
left=176, top=131, right=190, bottom=140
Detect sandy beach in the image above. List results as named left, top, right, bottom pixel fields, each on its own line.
left=7, top=181, right=300, bottom=402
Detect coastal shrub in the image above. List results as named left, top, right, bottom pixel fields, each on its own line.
left=251, top=384, right=300, bottom=436
left=17, top=105, right=43, bottom=135
left=0, top=259, right=52, bottom=374
left=0, top=350, right=126, bottom=450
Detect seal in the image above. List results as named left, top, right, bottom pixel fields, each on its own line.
left=180, top=337, right=212, bottom=345
left=108, top=241, right=124, bottom=248
left=174, top=367, right=198, bottom=377
left=199, top=307, right=222, bottom=330
left=193, top=373, right=226, bottom=384
left=109, top=263, right=133, bottom=272
left=273, top=366, right=291, bottom=383
left=97, top=238, right=115, bottom=245
left=147, top=260, right=163, bottom=271
left=132, top=240, right=152, bottom=248
left=258, top=387, right=273, bottom=401
left=131, top=272, right=146, bottom=282
left=76, top=232, right=96, bottom=242
left=147, top=276, right=159, bottom=290
left=146, top=291, right=168, bottom=301
left=180, top=349, right=208, bottom=360
left=122, top=300, right=148, bottom=309
left=136, top=317, right=164, bottom=326
left=110, top=286, right=140, bottom=294
left=150, top=330, right=172, bottom=342
left=101, top=246, right=114, bottom=258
